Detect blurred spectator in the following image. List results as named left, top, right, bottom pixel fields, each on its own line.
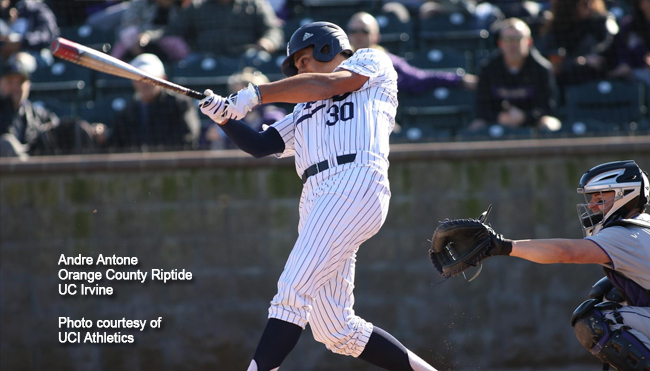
left=111, top=0, right=192, bottom=62
left=0, top=0, right=58, bottom=67
left=302, top=0, right=362, bottom=5
left=203, top=67, right=286, bottom=149
left=153, top=0, right=283, bottom=60
left=382, top=1, right=412, bottom=23
left=0, top=52, right=57, bottom=157
left=346, top=11, right=478, bottom=93
left=485, top=0, right=542, bottom=19
left=48, top=116, right=104, bottom=155
left=108, top=53, right=200, bottom=152
left=469, top=18, right=560, bottom=132
left=46, top=0, right=92, bottom=27
left=267, top=0, right=289, bottom=21
left=484, top=0, right=548, bottom=36
left=83, top=0, right=133, bottom=32
left=539, top=0, right=618, bottom=87
left=420, top=0, right=478, bottom=16
left=419, top=0, right=503, bottom=27
left=607, top=0, right=650, bottom=86
left=46, top=0, right=127, bottom=28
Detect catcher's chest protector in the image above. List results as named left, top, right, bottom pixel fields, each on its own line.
left=602, top=219, right=650, bottom=307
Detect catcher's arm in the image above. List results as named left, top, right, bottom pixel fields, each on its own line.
left=510, top=239, right=609, bottom=264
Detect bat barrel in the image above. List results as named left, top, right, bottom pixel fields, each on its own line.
left=50, top=38, right=83, bottom=64
left=50, top=37, right=206, bottom=100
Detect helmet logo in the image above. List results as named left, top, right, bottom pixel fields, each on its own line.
left=303, top=32, right=313, bottom=41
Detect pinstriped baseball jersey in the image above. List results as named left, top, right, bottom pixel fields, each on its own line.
left=264, top=47, right=399, bottom=357
left=270, top=48, right=398, bottom=177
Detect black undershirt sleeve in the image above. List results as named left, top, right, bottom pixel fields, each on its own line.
left=219, top=119, right=285, bottom=158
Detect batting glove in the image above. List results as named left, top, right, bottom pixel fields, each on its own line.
left=221, top=83, right=261, bottom=121
left=199, top=89, right=228, bottom=124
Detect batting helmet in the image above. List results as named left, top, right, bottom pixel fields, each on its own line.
left=576, top=160, right=650, bottom=236
left=281, top=21, right=352, bottom=77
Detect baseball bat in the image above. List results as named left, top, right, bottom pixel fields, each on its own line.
left=50, top=37, right=206, bottom=100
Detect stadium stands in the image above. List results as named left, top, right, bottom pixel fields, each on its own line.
left=565, top=80, right=644, bottom=129
left=398, top=87, right=476, bottom=139
left=241, top=50, right=285, bottom=82
left=30, top=61, right=92, bottom=102
left=76, top=94, right=130, bottom=126
left=171, top=55, right=242, bottom=97
left=373, top=10, right=413, bottom=56
left=7, top=0, right=648, bottom=152
left=418, top=11, right=491, bottom=52
left=32, top=97, right=74, bottom=118
left=58, top=24, right=115, bottom=51
left=403, top=47, right=472, bottom=72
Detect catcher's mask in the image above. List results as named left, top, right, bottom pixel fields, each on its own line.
left=281, top=21, right=353, bottom=77
left=576, top=160, right=650, bottom=236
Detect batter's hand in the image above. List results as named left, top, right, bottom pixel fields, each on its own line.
left=199, top=89, right=228, bottom=124
left=221, top=83, right=261, bottom=121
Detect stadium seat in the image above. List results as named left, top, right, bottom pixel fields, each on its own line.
left=403, top=47, right=471, bottom=71
left=301, top=3, right=367, bottom=28
left=565, top=80, right=643, bottom=128
left=58, top=24, right=115, bottom=50
left=418, top=12, right=490, bottom=51
left=94, top=60, right=176, bottom=98
left=558, top=118, right=623, bottom=137
left=399, top=87, right=476, bottom=138
left=373, top=11, right=413, bottom=56
left=472, top=47, right=496, bottom=74
left=606, top=0, right=632, bottom=19
left=646, top=82, right=650, bottom=120
left=398, top=125, right=454, bottom=142
left=76, top=94, right=130, bottom=125
left=93, top=71, right=136, bottom=99
left=283, top=17, right=315, bottom=43
left=171, top=55, right=242, bottom=97
left=456, top=124, right=536, bottom=141
left=30, top=61, right=92, bottom=101
left=31, top=97, right=73, bottom=118
left=241, top=50, right=284, bottom=82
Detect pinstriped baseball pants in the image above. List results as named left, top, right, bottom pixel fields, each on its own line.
left=268, top=165, right=391, bottom=357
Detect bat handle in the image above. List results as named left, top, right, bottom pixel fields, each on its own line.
left=185, top=89, right=206, bottom=100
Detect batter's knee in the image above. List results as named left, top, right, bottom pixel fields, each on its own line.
left=311, top=317, right=373, bottom=357
left=312, top=329, right=357, bottom=356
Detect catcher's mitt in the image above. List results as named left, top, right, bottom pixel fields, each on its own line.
left=429, top=205, right=512, bottom=280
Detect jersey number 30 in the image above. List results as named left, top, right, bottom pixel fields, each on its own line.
left=326, top=102, right=354, bottom=126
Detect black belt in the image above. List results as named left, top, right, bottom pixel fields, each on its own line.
left=302, top=153, right=357, bottom=184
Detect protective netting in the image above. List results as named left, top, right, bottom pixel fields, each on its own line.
left=1, top=0, right=648, bottom=155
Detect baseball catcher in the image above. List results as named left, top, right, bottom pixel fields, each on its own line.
left=430, top=160, right=650, bottom=371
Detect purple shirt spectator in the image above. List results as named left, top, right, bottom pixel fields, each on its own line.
left=613, top=15, right=650, bottom=69
left=388, top=52, right=463, bottom=93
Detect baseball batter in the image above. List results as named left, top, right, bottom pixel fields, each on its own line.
left=199, top=22, right=438, bottom=371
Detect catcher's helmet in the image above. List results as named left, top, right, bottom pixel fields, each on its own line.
left=281, top=21, right=352, bottom=77
left=576, top=160, right=650, bottom=236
